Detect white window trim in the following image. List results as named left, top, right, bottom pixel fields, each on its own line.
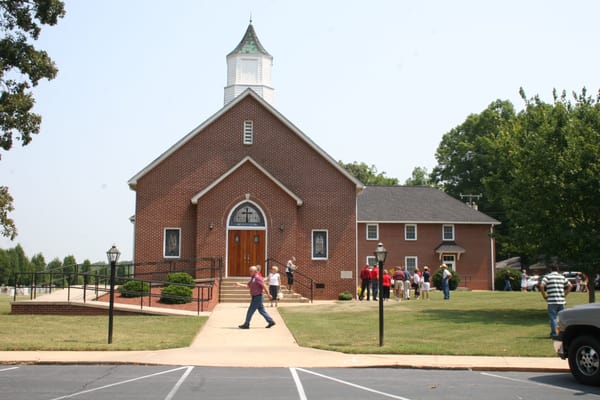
left=442, top=224, right=455, bottom=241
left=366, top=256, right=376, bottom=267
left=311, top=229, right=328, bottom=260
left=405, top=224, right=417, bottom=241
left=366, top=224, right=379, bottom=240
left=405, top=256, right=418, bottom=272
left=163, top=227, right=181, bottom=259
left=243, top=120, right=253, bottom=145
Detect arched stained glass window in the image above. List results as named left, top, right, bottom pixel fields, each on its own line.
left=229, top=202, right=265, bottom=227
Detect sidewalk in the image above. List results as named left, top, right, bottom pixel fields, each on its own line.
left=0, top=298, right=569, bottom=371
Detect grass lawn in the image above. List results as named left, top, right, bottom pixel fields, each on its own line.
left=279, top=290, right=591, bottom=357
left=0, top=296, right=207, bottom=351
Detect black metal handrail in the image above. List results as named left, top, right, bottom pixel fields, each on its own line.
left=12, top=257, right=223, bottom=315
left=265, top=257, right=313, bottom=303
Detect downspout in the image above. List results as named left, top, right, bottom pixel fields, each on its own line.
left=490, top=224, right=495, bottom=291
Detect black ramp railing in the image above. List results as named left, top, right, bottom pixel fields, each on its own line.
left=264, top=257, right=313, bottom=303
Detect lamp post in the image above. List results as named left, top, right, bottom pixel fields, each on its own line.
left=374, top=242, right=387, bottom=347
left=106, top=245, right=121, bottom=344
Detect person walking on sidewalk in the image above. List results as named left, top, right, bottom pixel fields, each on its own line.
left=236, top=265, right=276, bottom=329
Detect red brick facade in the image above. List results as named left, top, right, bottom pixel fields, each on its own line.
left=130, top=91, right=360, bottom=300
left=357, top=223, right=495, bottom=290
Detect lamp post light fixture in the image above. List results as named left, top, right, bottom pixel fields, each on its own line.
left=106, top=245, right=121, bottom=344
left=373, top=242, right=388, bottom=347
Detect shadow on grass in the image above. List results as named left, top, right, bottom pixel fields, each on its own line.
left=419, top=308, right=547, bottom=327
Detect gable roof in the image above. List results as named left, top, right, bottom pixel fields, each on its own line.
left=191, top=156, right=303, bottom=206
left=128, top=89, right=364, bottom=191
left=357, top=186, right=500, bottom=224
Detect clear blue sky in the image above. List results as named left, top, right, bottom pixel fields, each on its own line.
left=1, top=0, right=598, bottom=263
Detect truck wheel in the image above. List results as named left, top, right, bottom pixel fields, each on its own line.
left=568, top=335, right=600, bottom=386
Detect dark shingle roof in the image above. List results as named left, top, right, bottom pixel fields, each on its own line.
left=228, top=23, right=271, bottom=57
left=357, top=186, right=499, bottom=224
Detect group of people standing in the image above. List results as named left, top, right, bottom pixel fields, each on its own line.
left=360, top=264, right=443, bottom=301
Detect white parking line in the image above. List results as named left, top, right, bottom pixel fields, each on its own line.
left=48, top=366, right=191, bottom=400
left=295, top=368, right=413, bottom=400
left=289, top=368, right=308, bottom=400
left=164, top=366, right=194, bottom=400
left=480, top=372, right=579, bottom=394
left=0, top=367, right=19, bottom=373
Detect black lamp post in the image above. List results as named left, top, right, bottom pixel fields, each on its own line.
left=374, top=242, right=387, bottom=347
left=106, top=245, right=121, bottom=344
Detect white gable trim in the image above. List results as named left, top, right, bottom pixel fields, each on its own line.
left=128, top=89, right=364, bottom=191
left=190, top=156, right=303, bottom=206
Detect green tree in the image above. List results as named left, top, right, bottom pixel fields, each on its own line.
left=488, top=88, right=600, bottom=302
left=431, top=99, right=517, bottom=258
left=404, top=166, right=433, bottom=186
left=338, top=161, right=398, bottom=185
left=62, top=254, right=77, bottom=284
left=0, top=0, right=66, bottom=239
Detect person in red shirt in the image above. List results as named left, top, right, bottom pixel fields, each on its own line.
left=370, top=266, right=379, bottom=301
left=382, top=269, right=392, bottom=301
left=359, top=264, right=371, bottom=300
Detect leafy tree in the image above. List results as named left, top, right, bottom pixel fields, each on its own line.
left=338, top=161, right=398, bottom=185
left=404, top=166, right=433, bottom=186
left=62, top=254, right=77, bottom=284
left=0, top=0, right=66, bottom=239
left=488, top=88, right=600, bottom=302
left=431, top=100, right=517, bottom=258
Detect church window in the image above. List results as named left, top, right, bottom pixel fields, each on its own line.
left=230, top=202, right=265, bottom=227
left=312, top=230, right=328, bottom=260
left=243, top=120, right=254, bottom=145
left=164, top=228, right=181, bottom=258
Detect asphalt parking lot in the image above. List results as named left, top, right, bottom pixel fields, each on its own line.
left=1, top=365, right=599, bottom=400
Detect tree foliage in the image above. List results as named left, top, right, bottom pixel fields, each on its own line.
left=0, top=0, right=65, bottom=239
left=404, top=166, right=433, bottom=186
left=432, top=88, right=600, bottom=302
left=338, top=161, right=398, bottom=186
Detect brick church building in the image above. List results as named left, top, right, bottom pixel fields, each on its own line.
left=128, top=23, right=499, bottom=299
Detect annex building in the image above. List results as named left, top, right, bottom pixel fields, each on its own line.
left=128, top=23, right=500, bottom=300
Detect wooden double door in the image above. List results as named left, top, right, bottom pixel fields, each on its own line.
left=227, top=229, right=265, bottom=276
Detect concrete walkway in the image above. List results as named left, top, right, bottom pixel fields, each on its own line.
left=0, top=296, right=569, bottom=371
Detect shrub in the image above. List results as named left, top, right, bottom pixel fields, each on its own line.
left=432, top=268, right=461, bottom=291
left=160, top=285, right=192, bottom=304
left=494, top=268, right=522, bottom=291
left=119, top=280, right=150, bottom=298
left=338, top=291, right=353, bottom=301
left=166, top=272, right=195, bottom=285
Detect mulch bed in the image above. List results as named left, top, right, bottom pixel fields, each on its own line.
left=95, top=286, right=210, bottom=313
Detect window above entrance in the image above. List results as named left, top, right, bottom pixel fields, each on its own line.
left=230, top=202, right=265, bottom=227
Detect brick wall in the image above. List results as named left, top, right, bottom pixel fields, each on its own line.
left=358, top=223, right=494, bottom=290
left=132, top=94, right=357, bottom=300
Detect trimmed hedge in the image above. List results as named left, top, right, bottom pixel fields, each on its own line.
left=338, top=291, right=353, bottom=301
left=495, top=268, right=522, bottom=291
left=160, top=272, right=195, bottom=304
left=119, top=280, right=150, bottom=298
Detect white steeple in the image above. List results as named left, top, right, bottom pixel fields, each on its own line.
left=224, top=21, right=274, bottom=105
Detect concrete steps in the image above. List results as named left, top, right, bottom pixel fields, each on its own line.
left=220, top=277, right=309, bottom=303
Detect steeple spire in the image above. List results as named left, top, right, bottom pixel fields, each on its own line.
left=224, top=21, right=274, bottom=105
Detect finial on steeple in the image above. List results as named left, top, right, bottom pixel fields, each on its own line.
left=249, top=13, right=252, bottom=24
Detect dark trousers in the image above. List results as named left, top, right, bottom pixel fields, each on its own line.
left=371, top=280, right=379, bottom=300
left=360, top=279, right=370, bottom=300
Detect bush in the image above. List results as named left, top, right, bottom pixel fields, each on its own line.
left=338, top=291, right=353, bottom=301
left=119, top=280, right=150, bottom=298
left=495, top=268, right=522, bottom=291
left=160, top=284, right=192, bottom=304
left=432, top=268, right=461, bottom=290
left=166, top=272, right=195, bottom=285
